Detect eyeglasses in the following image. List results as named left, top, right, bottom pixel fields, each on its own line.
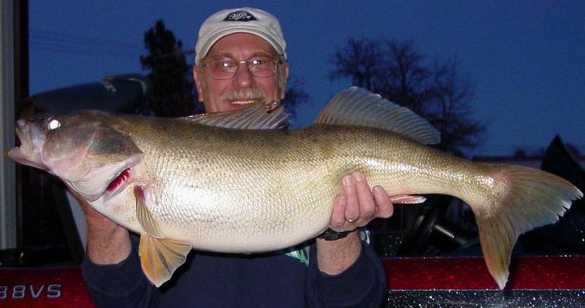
left=201, top=55, right=282, bottom=80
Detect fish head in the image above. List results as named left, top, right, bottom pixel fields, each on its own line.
left=8, top=111, right=143, bottom=202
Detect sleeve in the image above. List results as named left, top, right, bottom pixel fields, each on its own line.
left=306, top=241, right=387, bottom=308
left=81, top=236, right=160, bottom=308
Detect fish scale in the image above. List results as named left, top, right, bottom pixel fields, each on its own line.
left=122, top=125, right=460, bottom=251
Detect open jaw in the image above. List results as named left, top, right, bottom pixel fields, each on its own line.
left=7, top=126, right=47, bottom=171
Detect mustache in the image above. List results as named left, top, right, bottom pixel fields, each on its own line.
left=222, top=88, right=267, bottom=102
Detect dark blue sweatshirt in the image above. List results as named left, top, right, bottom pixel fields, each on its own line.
left=81, top=236, right=386, bottom=307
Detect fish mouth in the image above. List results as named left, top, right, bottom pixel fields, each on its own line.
left=7, top=120, right=47, bottom=171
left=14, top=126, right=22, bottom=147
left=7, top=147, right=47, bottom=171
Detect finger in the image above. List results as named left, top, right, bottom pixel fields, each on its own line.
left=373, top=186, right=394, bottom=218
left=265, top=101, right=280, bottom=112
left=353, top=172, right=376, bottom=225
left=330, top=194, right=347, bottom=231
left=342, top=174, right=360, bottom=223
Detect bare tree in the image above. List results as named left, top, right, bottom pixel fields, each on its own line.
left=428, top=58, right=483, bottom=154
left=330, top=38, right=484, bottom=155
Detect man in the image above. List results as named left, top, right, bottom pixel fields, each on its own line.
left=81, top=7, right=392, bottom=307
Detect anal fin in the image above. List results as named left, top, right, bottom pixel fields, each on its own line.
left=139, top=235, right=192, bottom=287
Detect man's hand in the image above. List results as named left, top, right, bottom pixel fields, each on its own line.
left=70, top=191, right=131, bottom=265
left=316, top=172, right=393, bottom=275
left=330, top=172, right=393, bottom=231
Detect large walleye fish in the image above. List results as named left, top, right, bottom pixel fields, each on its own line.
left=8, top=87, right=582, bottom=289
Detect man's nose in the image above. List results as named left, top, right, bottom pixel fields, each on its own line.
left=233, top=62, right=253, bottom=88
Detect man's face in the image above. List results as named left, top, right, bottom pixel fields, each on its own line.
left=194, top=33, right=289, bottom=113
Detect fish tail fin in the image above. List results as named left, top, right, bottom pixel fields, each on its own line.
left=470, top=163, right=582, bottom=289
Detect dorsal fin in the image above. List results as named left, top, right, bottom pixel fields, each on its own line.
left=316, top=87, right=441, bottom=145
left=185, top=103, right=288, bottom=130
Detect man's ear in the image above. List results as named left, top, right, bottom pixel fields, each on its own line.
left=193, top=66, right=205, bottom=103
left=280, top=62, right=289, bottom=100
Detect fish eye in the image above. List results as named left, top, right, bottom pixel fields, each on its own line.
left=48, top=118, right=61, bottom=130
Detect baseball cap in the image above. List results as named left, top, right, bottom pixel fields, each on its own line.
left=195, top=7, right=287, bottom=64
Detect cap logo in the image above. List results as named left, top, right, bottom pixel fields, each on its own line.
left=224, top=10, right=257, bottom=22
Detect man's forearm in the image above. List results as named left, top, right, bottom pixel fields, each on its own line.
left=316, top=231, right=362, bottom=275
left=86, top=221, right=131, bottom=265
left=73, top=192, right=132, bottom=265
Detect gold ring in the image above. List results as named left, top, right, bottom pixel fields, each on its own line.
left=265, top=101, right=280, bottom=111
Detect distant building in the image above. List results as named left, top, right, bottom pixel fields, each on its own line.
left=473, top=153, right=585, bottom=169
left=473, top=137, right=584, bottom=170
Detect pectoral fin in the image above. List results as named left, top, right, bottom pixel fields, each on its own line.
left=134, top=186, right=192, bottom=287
left=134, top=186, right=163, bottom=237
left=138, top=235, right=192, bottom=287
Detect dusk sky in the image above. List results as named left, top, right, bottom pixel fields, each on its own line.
left=29, top=1, right=585, bottom=156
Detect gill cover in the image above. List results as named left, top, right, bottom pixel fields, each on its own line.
left=42, top=112, right=143, bottom=201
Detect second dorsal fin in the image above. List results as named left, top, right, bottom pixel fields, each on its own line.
left=316, top=87, right=441, bottom=145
